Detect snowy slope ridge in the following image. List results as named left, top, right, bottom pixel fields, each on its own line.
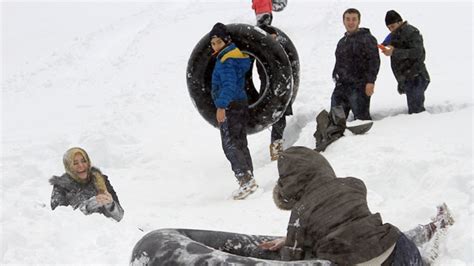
left=1, top=1, right=472, bottom=264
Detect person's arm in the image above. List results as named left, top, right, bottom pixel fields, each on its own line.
left=364, top=35, right=380, bottom=96
left=100, top=198, right=124, bottom=222
left=258, top=237, right=286, bottom=251
left=214, top=60, right=239, bottom=123
left=280, top=209, right=305, bottom=261
left=80, top=176, right=124, bottom=222
left=100, top=176, right=124, bottom=222
left=365, top=35, right=380, bottom=86
left=381, top=33, right=392, bottom=46
left=50, top=184, right=68, bottom=210
left=392, top=28, right=425, bottom=60
left=332, top=41, right=342, bottom=84
left=80, top=194, right=124, bottom=222
left=214, top=61, right=238, bottom=109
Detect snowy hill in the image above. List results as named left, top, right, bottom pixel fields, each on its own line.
left=1, top=1, right=472, bottom=264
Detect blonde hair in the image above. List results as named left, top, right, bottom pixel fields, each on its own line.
left=63, top=147, right=108, bottom=193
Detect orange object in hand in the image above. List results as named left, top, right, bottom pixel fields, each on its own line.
left=378, top=44, right=387, bottom=51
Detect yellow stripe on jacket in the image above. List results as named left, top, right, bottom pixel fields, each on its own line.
left=220, top=47, right=249, bottom=63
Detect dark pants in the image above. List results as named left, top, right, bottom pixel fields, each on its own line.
left=271, top=115, right=287, bottom=143
left=219, top=103, right=253, bottom=177
left=384, top=233, right=423, bottom=266
left=404, top=76, right=429, bottom=114
left=257, top=13, right=273, bottom=26
left=331, top=83, right=371, bottom=120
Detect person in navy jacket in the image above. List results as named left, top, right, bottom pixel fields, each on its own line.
left=209, top=23, right=258, bottom=200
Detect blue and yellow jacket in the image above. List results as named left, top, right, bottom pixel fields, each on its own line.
left=211, top=43, right=251, bottom=109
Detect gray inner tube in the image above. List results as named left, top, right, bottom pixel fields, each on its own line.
left=130, top=228, right=332, bottom=265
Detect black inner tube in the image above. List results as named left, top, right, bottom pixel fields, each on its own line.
left=186, top=23, right=296, bottom=134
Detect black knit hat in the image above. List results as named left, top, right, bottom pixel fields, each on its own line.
left=209, top=22, right=230, bottom=43
left=385, top=10, right=403, bottom=26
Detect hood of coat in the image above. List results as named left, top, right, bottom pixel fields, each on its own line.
left=274, top=146, right=336, bottom=210
left=49, top=173, right=81, bottom=191
left=62, top=147, right=92, bottom=184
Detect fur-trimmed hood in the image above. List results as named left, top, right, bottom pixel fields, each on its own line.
left=273, top=146, right=336, bottom=210
left=50, top=166, right=107, bottom=193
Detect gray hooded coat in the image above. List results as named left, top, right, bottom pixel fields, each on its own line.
left=274, top=147, right=400, bottom=264
left=49, top=167, right=124, bottom=222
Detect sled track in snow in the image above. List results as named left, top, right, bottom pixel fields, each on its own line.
left=371, top=102, right=473, bottom=121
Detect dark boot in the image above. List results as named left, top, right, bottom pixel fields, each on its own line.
left=314, top=106, right=346, bottom=152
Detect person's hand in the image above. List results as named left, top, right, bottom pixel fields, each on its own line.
left=258, top=237, right=286, bottom=251
left=382, top=45, right=394, bottom=56
left=96, top=191, right=113, bottom=205
left=216, top=108, right=226, bottom=124
left=80, top=196, right=100, bottom=214
left=365, top=83, right=375, bottom=96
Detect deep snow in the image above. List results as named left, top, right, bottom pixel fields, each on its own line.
left=1, top=0, right=472, bottom=264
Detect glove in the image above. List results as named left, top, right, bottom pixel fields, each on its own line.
left=79, top=196, right=101, bottom=215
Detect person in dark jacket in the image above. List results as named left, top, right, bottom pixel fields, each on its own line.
left=49, top=147, right=124, bottom=222
left=381, top=10, right=430, bottom=114
left=209, top=23, right=258, bottom=200
left=332, top=8, right=380, bottom=121
left=259, top=146, right=454, bottom=264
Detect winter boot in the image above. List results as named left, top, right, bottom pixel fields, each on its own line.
left=314, top=108, right=346, bottom=152
left=270, top=139, right=284, bottom=161
left=232, top=172, right=258, bottom=200
left=424, top=203, right=455, bottom=263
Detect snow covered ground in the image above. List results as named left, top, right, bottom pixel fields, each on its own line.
left=1, top=0, right=472, bottom=264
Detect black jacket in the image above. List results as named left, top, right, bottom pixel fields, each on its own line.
left=333, top=28, right=380, bottom=85
left=389, top=22, right=430, bottom=92
left=49, top=167, right=124, bottom=222
left=276, top=147, right=400, bottom=264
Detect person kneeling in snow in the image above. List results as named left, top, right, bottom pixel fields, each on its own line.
left=259, top=146, right=454, bottom=265
left=49, top=147, right=124, bottom=222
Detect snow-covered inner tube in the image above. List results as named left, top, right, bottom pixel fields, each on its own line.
left=272, top=25, right=299, bottom=108
left=186, top=23, right=295, bottom=134
left=130, top=228, right=331, bottom=265
left=247, top=25, right=300, bottom=114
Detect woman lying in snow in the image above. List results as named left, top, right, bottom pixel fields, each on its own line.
left=130, top=146, right=454, bottom=265
left=49, top=147, right=124, bottom=222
